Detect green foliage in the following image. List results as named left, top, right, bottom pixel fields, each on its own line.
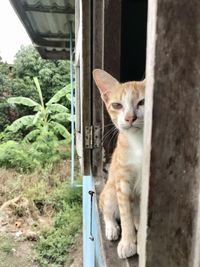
left=8, top=96, right=40, bottom=107
left=0, top=235, right=12, bottom=254
left=13, top=45, right=70, bottom=103
left=34, top=184, right=82, bottom=267
left=0, top=78, right=72, bottom=173
left=12, top=76, right=38, bottom=102
left=0, top=137, right=68, bottom=173
left=6, top=115, right=35, bottom=133
left=0, top=45, right=71, bottom=131
left=0, top=59, right=12, bottom=95
left=5, top=78, right=71, bottom=143
left=0, top=99, right=12, bottom=131
left=52, top=182, right=82, bottom=211
left=0, top=59, right=15, bottom=131
left=0, top=141, right=39, bottom=172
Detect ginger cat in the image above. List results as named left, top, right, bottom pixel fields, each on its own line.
left=93, top=69, right=145, bottom=259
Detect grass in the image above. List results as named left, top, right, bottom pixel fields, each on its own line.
left=0, top=158, right=82, bottom=267
left=0, top=236, right=12, bottom=254
left=0, top=138, right=82, bottom=267
left=34, top=183, right=82, bottom=267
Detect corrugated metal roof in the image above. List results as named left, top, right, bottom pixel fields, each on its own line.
left=9, top=0, right=75, bottom=59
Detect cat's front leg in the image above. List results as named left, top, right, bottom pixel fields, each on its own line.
left=116, top=179, right=137, bottom=259
left=99, top=182, right=120, bottom=241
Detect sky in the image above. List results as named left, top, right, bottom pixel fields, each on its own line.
left=0, top=1, right=31, bottom=63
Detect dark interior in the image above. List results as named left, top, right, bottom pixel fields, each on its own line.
left=121, top=0, right=148, bottom=82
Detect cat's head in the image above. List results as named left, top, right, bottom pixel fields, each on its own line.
left=93, top=69, right=145, bottom=132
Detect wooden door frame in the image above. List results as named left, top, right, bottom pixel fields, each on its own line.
left=92, top=0, right=122, bottom=178
left=75, top=0, right=92, bottom=175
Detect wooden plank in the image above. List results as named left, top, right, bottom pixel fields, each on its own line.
left=74, top=0, right=82, bottom=165
left=75, top=26, right=81, bottom=66
left=102, top=0, right=122, bottom=167
left=92, top=0, right=104, bottom=177
left=75, top=0, right=91, bottom=175
left=75, top=0, right=80, bottom=38
left=140, top=1, right=200, bottom=267
left=81, top=0, right=92, bottom=175
left=92, top=0, right=122, bottom=175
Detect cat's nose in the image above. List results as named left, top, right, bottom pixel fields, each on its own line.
left=125, top=115, right=137, bottom=124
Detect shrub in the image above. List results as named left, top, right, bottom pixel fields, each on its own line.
left=0, top=138, right=69, bottom=173
left=0, top=141, right=40, bottom=172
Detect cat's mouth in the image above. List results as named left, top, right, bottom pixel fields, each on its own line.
left=119, top=121, right=144, bottom=131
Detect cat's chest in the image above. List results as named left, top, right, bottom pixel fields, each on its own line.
left=124, top=131, right=143, bottom=171
left=126, top=132, right=143, bottom=193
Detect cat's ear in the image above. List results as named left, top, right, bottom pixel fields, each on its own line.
left=93, top=69, right=119, bottom=103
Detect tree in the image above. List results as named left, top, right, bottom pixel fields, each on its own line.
left=0, top=45, right=72, bottom=131
left=0, top=57, right=15, bottom=131
left=13, top=45, right=71, bottom=103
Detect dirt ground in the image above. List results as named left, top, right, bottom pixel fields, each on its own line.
left=0, top=164, right=82, bottom=267
left=0, top=232, right=83, bottom=267
left=0, top=239, right=39, bottom=267
left=0, top=233, right=83, bottom=267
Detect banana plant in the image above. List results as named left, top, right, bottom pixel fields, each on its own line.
left=6, top=77, right=73, bottom=143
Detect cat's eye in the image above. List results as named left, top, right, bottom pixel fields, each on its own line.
left=137, top=99, right=145, bottom=106
left=111, top=103, right=123, bottom=109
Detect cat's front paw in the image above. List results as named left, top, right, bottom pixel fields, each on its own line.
left=105, top=222, right=120, bottom=241
left=117, top=239, right=137, bottom=259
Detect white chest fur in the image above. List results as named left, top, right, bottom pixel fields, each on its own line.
left=125, top=130, right=143, bottom=166
left=126, top=129, right=143, bottom=193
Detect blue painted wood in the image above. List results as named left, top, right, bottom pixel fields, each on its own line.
left=94, top=201, right=105, bottom=267
left=83, top=175, right=94, bottom=267
left=83, top=175, right=105, bottom=267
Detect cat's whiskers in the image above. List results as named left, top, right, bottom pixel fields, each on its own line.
left=104, top=123, right=114, bottom=128
left=102, top=127, right=115, bottom=143
left=99, top=122, right=114, bottom=130
left=132, top=120, right=144, bottom=127
left=107, top=128, right=119, bottom=149
left=102, top=126, right=118, bottom=144
left=102, top=126, right=116, bottom=143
